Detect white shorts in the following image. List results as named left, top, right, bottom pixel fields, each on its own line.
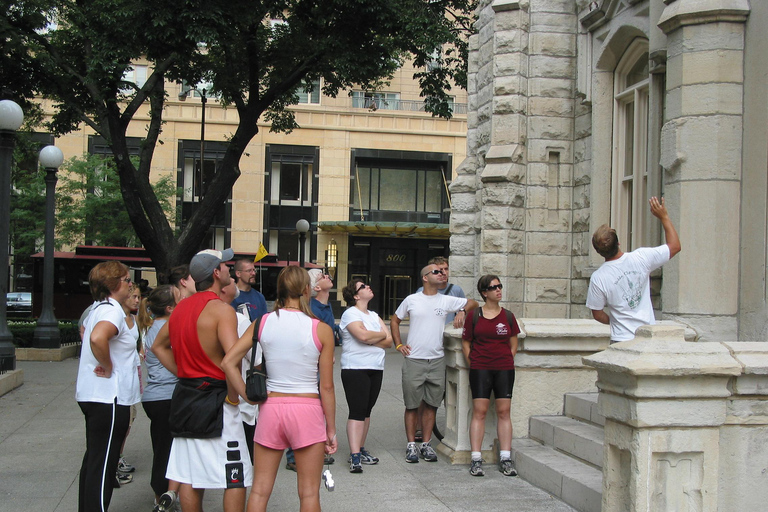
left=166, top=401, right=253, bottom=489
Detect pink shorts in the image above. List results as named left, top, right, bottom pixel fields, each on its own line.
left=253, top=397, right=326, bottom=450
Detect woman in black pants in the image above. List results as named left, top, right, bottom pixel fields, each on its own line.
left=339, top=280, right=393, bottom=473
left=138, top=285, right=181, bottom=511
left=75, top=261, right=141, bottom=511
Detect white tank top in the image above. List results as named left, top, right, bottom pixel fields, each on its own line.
left=259, top=310, right=322, bottom=394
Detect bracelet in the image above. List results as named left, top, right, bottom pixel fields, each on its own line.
left=225, top=395, right=240, bottom=406
left=396, top=344, right=403, bottom=350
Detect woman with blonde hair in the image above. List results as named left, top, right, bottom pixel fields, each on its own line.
left=223, top=265, right=337, bottom=512
left=76, top=261, right=141, bottom=511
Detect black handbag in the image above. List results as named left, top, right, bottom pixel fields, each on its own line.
left=245, top=315, right=268, bottom=403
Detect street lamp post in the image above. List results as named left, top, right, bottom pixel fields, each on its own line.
left=296, top=219, right=310, bottom=268
left=33, top=145, right=64, bottom=349
left=0, top=100, right=24, bottom=371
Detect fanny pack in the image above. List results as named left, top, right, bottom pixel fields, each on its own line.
left=169, top=377, right=227, bottom=438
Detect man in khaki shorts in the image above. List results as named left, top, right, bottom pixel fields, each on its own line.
left=391, top=263, right=478, bottom=463
left=153, top=249, right=252, bottom=512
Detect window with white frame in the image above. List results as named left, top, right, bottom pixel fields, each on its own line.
left=121, top=64, right=147, bottom=89
left=351, top=91, right=400, bottom=110
left=612, top=39, right=649, bottom=251
left=298, top=79, right=321, bottom=104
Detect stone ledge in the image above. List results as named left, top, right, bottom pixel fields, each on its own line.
left=15, top=344, right=80, bottom=362
left=0, top=369, right=24, bottom=397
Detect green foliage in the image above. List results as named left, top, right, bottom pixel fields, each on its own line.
left=1, top=0, right=477, bottom=276
left=55, top=154, right=178, bottom=247
left=8, top=320, right=80, bottom=348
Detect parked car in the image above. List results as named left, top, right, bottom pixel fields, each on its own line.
left=6, top=292, right=32, bottom=317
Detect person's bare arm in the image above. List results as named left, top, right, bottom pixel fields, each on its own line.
left=649, top=196, right=681, bottom=258
left=591, top=309, right=610, bottom=325
left=461, top=338, right=471, bottom=366
left=510, top=335, right=519, bottom=358
left=151, top=321, right=177, bottom=376
left=373, top=317, right=393, bottom=349
left=346, top=321, right=387, bottom=345
left=464, top=299, right=479, bottom=312
left=221, top=321, right=258, bottom=404
left=391, top=314, right=411, bottom=356
left=90, top=321, right=118, bottom=377
left=317, top=322, right=338, bottom=455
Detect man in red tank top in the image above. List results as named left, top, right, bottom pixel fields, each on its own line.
left=153, top=248, right=252, bottom=512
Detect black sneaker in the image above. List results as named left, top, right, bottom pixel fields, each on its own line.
left=349, top=452, right=363, bottom=473
left=499, top=458, right=517, bottom=477
left=420, top=443, right=438, bottom=462
left=116, top=472, right=133, bottom=486
left=117, top=457, right=135, bottom=473
left=405, top=443, right=419, bottom=463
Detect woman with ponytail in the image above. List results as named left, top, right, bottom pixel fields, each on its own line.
left=140, top=285, right=182, bottom=511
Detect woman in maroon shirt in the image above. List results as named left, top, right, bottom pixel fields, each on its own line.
left=461, top=274, right=520, bottom=477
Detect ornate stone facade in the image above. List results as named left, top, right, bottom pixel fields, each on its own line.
left=452, top=0, right=768, bottom=342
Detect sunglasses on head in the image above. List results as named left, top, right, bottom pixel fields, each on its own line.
left=484, top=283, right=502, bottom=291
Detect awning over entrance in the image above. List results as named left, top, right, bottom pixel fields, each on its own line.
left=318, top=221, right=450, bottom=239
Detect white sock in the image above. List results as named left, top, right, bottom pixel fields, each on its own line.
left=408, top=441, right=416, bottom=447
left=471, top=451, right=482, bottom=462
left=500, top=450, right=511, bottom=461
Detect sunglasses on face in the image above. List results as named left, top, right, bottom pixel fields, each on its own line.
left=356, top=283, right=369, bottom=293
left=426, top=269, right=445, bottom=276
left=485, top=283, right=503, bottom=292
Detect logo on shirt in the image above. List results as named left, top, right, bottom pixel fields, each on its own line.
left=495, top=323, right=509, bottom=336
left=434, top=308, right=447, bottom=317
left=613, top=270, right=643, bottom=309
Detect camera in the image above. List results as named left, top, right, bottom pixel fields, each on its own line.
left=322, top=469, right=335, bottom=491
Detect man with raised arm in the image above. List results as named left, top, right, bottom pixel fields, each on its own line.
left=152, top=249, right=252, bottom=512
left=586, top=197, right=682, bottom=344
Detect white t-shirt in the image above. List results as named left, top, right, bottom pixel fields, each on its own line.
left=586, top=245, right=671, bottom=342
left=340, top=307, right=386, bottom=370
left=394, top=292, right=467, bottom=359
left=76, top=298, right=141, bottom=406
left=236, top=311, right=260, bottom=425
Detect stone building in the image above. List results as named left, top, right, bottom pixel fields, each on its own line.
left=450, top=0, right=767, bottom=341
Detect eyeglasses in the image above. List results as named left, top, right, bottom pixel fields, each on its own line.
left=425, top=269, right=445, bottom=276
left=356, top=283, right=369, bottom=293
left=121, top=276, right=132, bottom=284
left=484, top=284, right=503, bottom=292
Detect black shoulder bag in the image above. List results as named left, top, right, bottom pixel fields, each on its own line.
left=245, top=316, right=268, bottom=403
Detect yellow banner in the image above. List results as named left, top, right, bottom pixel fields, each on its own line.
left=253, top=242, right=268, bottom=263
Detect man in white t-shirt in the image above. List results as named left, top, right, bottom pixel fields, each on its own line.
left=391, top=264, right=478, bottom=463
left=586, top=196, right=682, bottom=343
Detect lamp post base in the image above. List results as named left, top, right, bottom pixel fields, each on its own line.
left=33, top=321, right=61, bottom=349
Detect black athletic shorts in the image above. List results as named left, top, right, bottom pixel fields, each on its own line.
left=468, top=368, right=515, bottom=400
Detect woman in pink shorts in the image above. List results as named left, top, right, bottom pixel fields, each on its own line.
left=223, top=265, right=337, bottom=512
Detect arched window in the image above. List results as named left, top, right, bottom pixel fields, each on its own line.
left=612, top=39, right=649, bottom=251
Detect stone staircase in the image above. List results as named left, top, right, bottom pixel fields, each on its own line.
left=511, top=393, right=604, bottom=512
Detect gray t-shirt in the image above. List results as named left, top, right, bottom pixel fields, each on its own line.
left=142, top=319, right=178, bottom=402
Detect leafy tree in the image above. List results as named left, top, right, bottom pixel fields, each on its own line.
left=1, top=0, right=476, bottom=281
left=56, top=154, right=178, bottom=248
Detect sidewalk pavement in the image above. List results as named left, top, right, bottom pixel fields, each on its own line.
left=0, top=349, right=574, bottom=512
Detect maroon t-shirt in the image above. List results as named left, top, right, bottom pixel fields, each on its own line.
left=462, top=308, right=520, bottom=370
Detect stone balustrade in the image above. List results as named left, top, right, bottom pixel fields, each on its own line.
left=583, top=324, right=768, bottom=511
left=438, top=318, right=696, bottom=463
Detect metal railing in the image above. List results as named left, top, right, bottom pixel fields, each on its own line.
left=351, top=97, right=467, bottom=115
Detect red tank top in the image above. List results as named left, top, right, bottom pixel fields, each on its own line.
left=168, top=291, right=226, bottom=380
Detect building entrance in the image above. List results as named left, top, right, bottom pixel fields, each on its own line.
left=383, top=275, right=412, bottom=319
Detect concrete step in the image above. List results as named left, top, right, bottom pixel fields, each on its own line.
left=512, top=438, right=602, bottom=512
left=563, top=392, right=604, bottom=426
left=529, top=415, right=604, bottom=469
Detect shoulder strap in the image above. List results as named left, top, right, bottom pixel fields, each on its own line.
left=444, top=283, right=453, bottom=295
left=249, top=315, right=264, bottom=373
left=503, top=308, right=515, bottom=331
left=472, top=307, right=481, bottom=328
